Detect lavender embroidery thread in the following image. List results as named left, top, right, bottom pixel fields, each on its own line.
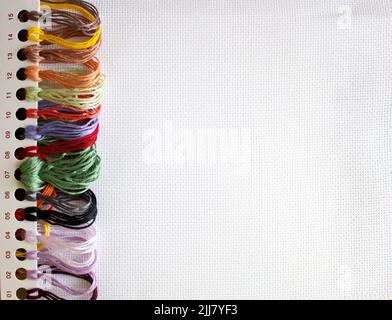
left=24, top=223, right=97, bottom=275
left=25, top=117, right=99, bottom=140
left=27, top=266, right=97, bottom=296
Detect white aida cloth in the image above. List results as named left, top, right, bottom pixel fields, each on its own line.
left=92, top=0, right=392, bottom=299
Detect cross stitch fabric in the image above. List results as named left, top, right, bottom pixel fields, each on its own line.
left=93, top=0, right=392, bottom=299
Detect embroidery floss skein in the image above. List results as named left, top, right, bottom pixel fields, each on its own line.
left=34, top=245, right=97, bottom=276
left=28, top=20, right=100, bottom=50
left=24, top=103, right=101, bottom=122
left=20, top=39, right=101, bottom=64
left=36, top=184, right=57, bottom=210
left=18, top=146, right=101, bottom=194
left=28, top=1, right=101, bottom=50
left=23, top=189, right=98, bottom=229
left=25, top=58, right=101, bottom=89
left=22, top=223, right=97, bottom=275
left=25, top=118, right=99, bottom=141
left=26, top=266, right=97, bottom=297
left=24, top=75, right=104, bottom=109
left=21, top=267, right=97, bottom=300
left=27, top=0, right=101, bottom=39
left=25, top=222, right=96, bottom=257
left=23, top=285, right=97, bottom=300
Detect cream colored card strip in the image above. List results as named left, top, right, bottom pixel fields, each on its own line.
left=0, top=0, right=39, bottom=300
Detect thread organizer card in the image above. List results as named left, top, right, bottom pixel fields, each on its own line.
left=0, top=0, right=102, bottom=300
left=0, top=0, right=39, bottom=300
left=3, top=0, right=392, bottom=302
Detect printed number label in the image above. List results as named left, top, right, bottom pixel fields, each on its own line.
left=5, top=212, right=11, bottom=220
left=5, top=111, right=12, bottom=119
left=7, top=53, right=13, bottom=60
left=5, top=130, right=11, bottom=139
left=4, top=171, right=10, bottom=179
left=5, top=250, right=11, bottom=259
left=4, top=151, right=10, bottom=159
left=6, top=271, right=12, bottom=279
left=4, top=191, right=10, bottom=199
left=8, top=13, right=14, bottom=20
left=6, top=72, right=12, bottom=80
left=5, top=231, right=11, bottom=240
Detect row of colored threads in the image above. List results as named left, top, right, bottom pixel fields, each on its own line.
left=13, top=0, right=102, bottom=300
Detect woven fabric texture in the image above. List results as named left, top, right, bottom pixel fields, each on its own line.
left=93, top=0, right=392, bottom=299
